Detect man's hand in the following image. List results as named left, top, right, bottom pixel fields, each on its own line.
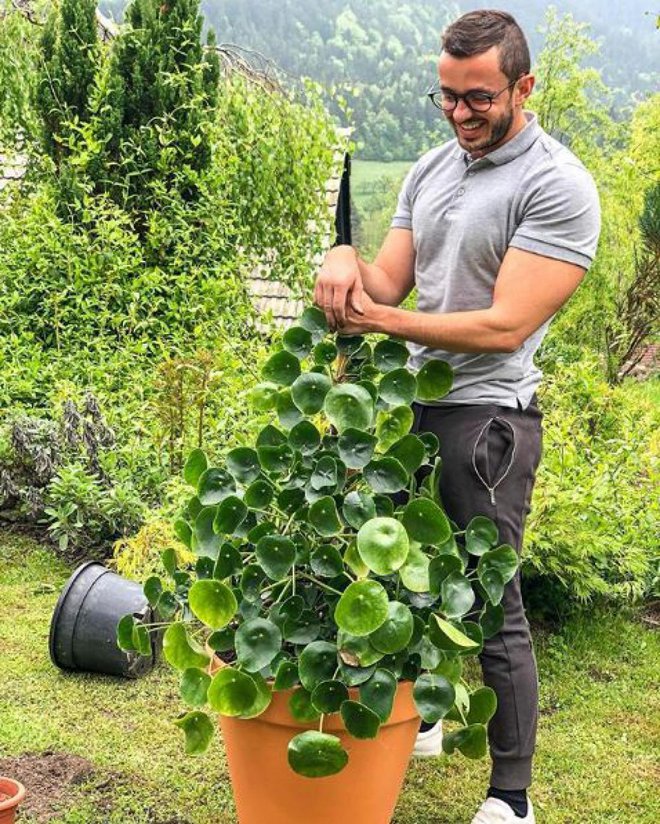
left=337, top=292, right=386, bottom=335
left=313, top=245, right=365, bottom=330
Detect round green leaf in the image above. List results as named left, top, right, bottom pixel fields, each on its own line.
left=402, top=499, right=451, bottom=545
left=181, top=668, right=212, bottom=707
left=359, top=668, right=397, bottom=722
left=214, top=543, right=242, bottom=579
left=117, top=614, right=137, bottom=652
left=429, top=554, right=464, bottom=594
left=375, top=406, right=414, bottom=451
left=213, top=495, right=248, bottom=535
left=399, top=545, right=431, bottom=592
left=299, top=641, right=338, bottom=692
left=441, top=572, right=476, bottom=619
left=184, top=449, right=207, bottom=487
left=283, top=326, right=313, bottom=359
left=235, top=618, right=282, bottom=672
left=480, top=602, right=505, bottom=639
left=479, top=567, right=505, bottom=605
left=340, top=700, right=381, bottom=739
left=255, top=535, right=296, bottom=580
left=460, top=621, right=484, bottom=656
left=369, top=601, right=414, bottom=654
left=299, top=306, right=329, bottom=342
left=193, top=507, right=222, bottom=559
left=311, top=456, right=338, bottom=491
left=283, top=610, right=321, bottom=645
left=174, top=711, right=214, bottom=755
left=466, top=686, right=497, bottom=725
left=344, top=540, right=369, bottom=578
left=208, top=626, right=235, bottom=652
left=364, top=457, right=409, bottom=493
left=419, top=431, right=440, bottom=458
left=431, top=655, right=463, bottom=684
left=238, top=670, right=273, bottom=719
left=257, top=443, right=293, bottom=475
left=257, top=424, right=287, bottom=446
left=373, top=339, right=409, bottom=372
left=416, top=359, right=453, bottom=401
left=357, top=516, right=410, bottom=574
left=250, top=382, right=279, bottom=411
left=189, top=579, right=237, bottom=629
left=277, top=487, right=305, bottom=515
left=313, top=340, right=338, bottom=365
left=385, top=434, right=426, bottom=474
left=163, top=623, right=210, bottom=671
left=244, top=479, right=273, bottom=510
left=334, top=580, right=389, bottom=637
left=413, top=673, right=456, bottom=723
left=143, top=576, right=162, bottom=608
left=310, top=544, right=344, bottom=577
left=336, top=335, right=365, bottom=355
left=337, top=631, right=384, bottom=668
left=274, top=659, right=299, bottom=691
left=226, top=447, right=260, bottom=485
left=262, top=350, right=301, bottom=386
left=288, top=420, right=321, bottom=455
left=311, top=680, right=349, bottom=713
left=337, top=428, right=378, bottom=469
left=379, top=368, right=417, bottom=405
left=289, top=686, right=321, bottom=722
left=342, top=490, right=377, bottom=530
left=466, top=516, right=499, bottom=556
left=428, top=614, right=480, bottom=652
left=173, top=519, right=192, bottom=549
left=291, top=372, right=332, bottom=414
left=208, top=666, right=258, bottom=716
left=324, top=384, right=374, bottom=433
left=309, top=496, right=342, bottom=537
left=478, top=545, right=519, bottom=584
left=442, top=724, right=488, bottom=759
left=197, top=468, right=237, bottom=506
left=288, top=731, right=348, bottom=778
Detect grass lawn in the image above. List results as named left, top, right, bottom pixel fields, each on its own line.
left=351, top=159, right=413, bottom=210
left=1, top=530, right=658, bottom=823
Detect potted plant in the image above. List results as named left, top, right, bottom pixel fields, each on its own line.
left=118, top=307, right=517, bottom=824
left=0, top=777, right=26, bottom=824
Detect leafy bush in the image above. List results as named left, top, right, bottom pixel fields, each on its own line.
left=523, top=358, right=659, bottom=616
left=111, top=517, right=195, bottom=580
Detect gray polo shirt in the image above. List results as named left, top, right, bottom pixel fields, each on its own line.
left=391, top=111, right=601, bottom=408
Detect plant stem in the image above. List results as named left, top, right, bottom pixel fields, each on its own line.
left=298, top=572, right=343, bottom=596
left=319, top=713, right=325, bottom=733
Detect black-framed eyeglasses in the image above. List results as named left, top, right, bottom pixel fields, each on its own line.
left=426, top=78, right=520, bottom=113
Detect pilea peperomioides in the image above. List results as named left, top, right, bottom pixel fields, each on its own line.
left=118, top=306, right=518, bottom=777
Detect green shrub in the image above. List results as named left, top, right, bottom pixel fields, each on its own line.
left=523, top=359, right=659, bottom=616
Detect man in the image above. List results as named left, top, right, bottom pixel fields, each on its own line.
left=314, top=9, right=601, bottom=824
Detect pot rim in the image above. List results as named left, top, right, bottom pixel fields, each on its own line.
left=0, top=777, right=26, bottom=811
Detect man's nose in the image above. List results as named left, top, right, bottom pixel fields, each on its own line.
left=452, top=98, right=474, bottom=121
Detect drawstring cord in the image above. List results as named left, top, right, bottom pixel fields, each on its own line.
left=471, top=416, right=517, bottom=506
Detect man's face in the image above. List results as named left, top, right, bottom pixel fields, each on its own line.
left=437, top=46, right=528, bottom=157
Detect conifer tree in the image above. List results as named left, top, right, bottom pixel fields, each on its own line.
left=94, top=0, right=220, bottom=216
left=35, top=0, right=99, bottom=167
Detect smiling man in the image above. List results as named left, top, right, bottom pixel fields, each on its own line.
left=314, top=9, right=600, bottom=824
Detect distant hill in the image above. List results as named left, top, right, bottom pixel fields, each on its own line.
left=100, top=1, right=659, bottom=161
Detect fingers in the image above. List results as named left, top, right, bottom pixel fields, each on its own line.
left=350, top=277, right=364, bottom=315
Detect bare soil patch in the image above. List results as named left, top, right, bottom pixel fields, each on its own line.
left=0, top=751, right=94, bottom=822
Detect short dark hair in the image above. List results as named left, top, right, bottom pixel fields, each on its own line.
left=441, top=10, right=531, bottom=82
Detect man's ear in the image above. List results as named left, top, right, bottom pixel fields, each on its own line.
left=516, top=74, right=535, bottom=106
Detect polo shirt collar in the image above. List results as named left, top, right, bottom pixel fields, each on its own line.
left=451, top=111, right=541, bottom=167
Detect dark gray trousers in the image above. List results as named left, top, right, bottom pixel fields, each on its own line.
left=411, top=397, right=543, bottom=790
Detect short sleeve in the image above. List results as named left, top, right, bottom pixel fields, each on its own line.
left=509, top=162, right=601, bottom=270
left=390, top=165, right=418, bottom=230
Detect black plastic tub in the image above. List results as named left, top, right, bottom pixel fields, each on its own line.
left=49, top=561, right=156, bottom=678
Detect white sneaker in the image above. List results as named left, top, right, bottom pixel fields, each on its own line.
left=412, top=720, right=443, bottom=757
left=471, top=796, right=535, bottom=824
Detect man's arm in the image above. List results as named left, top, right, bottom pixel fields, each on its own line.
left=341, top=247, right=587, bottom=353
left=314, top=228, right=415, bottom=329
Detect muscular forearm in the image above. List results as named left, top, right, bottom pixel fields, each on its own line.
left=355, top=256, right=408, bottom=306
left=370, top=304, right=521, bottom=354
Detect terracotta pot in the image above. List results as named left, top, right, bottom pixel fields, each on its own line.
left=0, top=777, right=26, bottom=824
left=210, top=656, right=420, bottom=824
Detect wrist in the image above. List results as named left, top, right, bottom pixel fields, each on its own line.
left=371, top=303, right=396, bottom=334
